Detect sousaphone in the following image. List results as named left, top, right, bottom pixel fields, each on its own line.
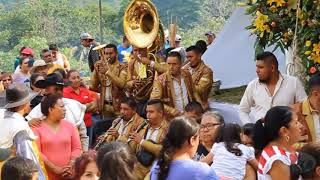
left=124, top=0, right=161, bottom=49
left=124, top=0, right=164, bottom=101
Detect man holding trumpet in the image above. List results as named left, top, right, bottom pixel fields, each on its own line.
left=90, top=44, right=128, bottom=118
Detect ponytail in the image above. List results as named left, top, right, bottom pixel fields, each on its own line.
left=290, top=152, right=317, bottom=180
left=157, top=138, right=175, bottom=180
left=253, top=119, right=267, bottom=151
left=290, top=143, right=320, bottom=180
left=253, top=106, right=293, bottom=151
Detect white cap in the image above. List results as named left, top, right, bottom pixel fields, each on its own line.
left=175, top=34, right=182, bottom=42
left=33, top=60, right=47, bottom=67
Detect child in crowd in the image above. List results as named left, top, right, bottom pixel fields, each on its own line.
left=201, top=123, right=258, bottom=180
left=241, top=123, right=255, bottom=146
left=1, top=157, right=39, bottom=180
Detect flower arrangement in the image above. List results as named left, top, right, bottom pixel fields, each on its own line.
left=246, top=0, right=320, bottom=77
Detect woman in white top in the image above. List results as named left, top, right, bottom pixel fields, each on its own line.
left=201, top=123, right=258, bottom=180
left=253, top=106, right=303, bottom=180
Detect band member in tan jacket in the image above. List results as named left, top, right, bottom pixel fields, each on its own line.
left=90, top=44, right=127, bottom=117
left=292, top=74, right=320, bottom=143
left=99, top=97, right=145, bottom=144
left=184, top=45, right=213, bottom=110
left=150, top=51, right=201, bottom=118
left=128, top=99, right=168, bottom=180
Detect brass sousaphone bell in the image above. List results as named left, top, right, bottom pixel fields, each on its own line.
left=124, top=0, right=164, bottom=52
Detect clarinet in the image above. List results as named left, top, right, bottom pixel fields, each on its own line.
left=93, top=116, right=123, bottom=150
left=127, top=120, right=148, bottom=144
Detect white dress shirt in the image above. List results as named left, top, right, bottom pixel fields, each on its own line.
left=172, top=78, right=189, bottom=112
left=239, top=74, right=307, bottom=124
left=312, top=112, right=320, bottom=143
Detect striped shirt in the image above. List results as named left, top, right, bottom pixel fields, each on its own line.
left=258, top=146, right=297, bottom=180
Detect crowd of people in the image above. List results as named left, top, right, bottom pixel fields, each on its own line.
left=1, top=28, right=320, bottom=180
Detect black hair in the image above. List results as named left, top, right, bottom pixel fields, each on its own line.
left=184, top=101, right=204, bottom=115
left=54, top=69, right=67, bottom=80
left=195, top=40, right=207, bottom=54
left=19, top=57, right=28, bottom=65
left=1, top=156, right=38, bottom=180
left=41, top=94, right=62, bottom=116
left=30, top=73, right=45, bottom=87
left=242, top=123, right=255, bottom=138
left=48, top=43, right=58, bottom=51
left=67, top=69, right=79, bottom=79
left=217, top=123, right=243, bottom=156
left=167, top=51, right=182, bottom=62
left=309, top=73, right=320, bottom=91
left=253, top=106, right=293, bottom=151
left=291, top=143, right=320, bottom=180
left=97, top=142, right=136, bottom=180
left=158, top=117, right=200, bottom=180
left=105, top=44, right=118, bottom=53
left=123, top=35, right=128, bottom=43
left=165, top=47, right=175, bottom=59
left=19, top=47, right=26, bottom=54
left=256, top=51, right=279, bottom=69
left=186, top=45, right=202, bottom=55
left=40, top=49, right=50, bottom=58
left=147, top=99, right=164, bottom=112
left=121, top=97, right=137, bottom=110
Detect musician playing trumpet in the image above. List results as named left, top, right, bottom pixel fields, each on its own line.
left=129, top=99, right=168, bottom=180
left=98, top=97, right=144, bottom=144
left=90, top=44, right=127, bottom=117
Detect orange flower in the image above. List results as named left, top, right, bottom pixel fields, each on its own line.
left=310, top=66, right=317, bottom=74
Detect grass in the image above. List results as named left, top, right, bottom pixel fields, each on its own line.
left=210, top=86, right=247, bottom=105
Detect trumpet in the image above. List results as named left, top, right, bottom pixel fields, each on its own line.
left=93, top=116, right=123, bottom=150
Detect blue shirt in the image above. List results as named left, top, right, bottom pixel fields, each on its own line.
left=150, top=159, right=219, bottom=180
left=117, top=44, right=132, bottom=63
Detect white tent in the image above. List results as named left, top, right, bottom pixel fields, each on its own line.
left=202, top=6, right=286, bottom=89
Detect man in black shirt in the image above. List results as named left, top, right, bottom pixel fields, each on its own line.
left=80, top=33, right=100, bottom=72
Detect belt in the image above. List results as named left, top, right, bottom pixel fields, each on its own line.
left=104, top=100, right=113, bottom=105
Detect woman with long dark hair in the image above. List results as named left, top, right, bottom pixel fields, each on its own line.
left=254, top=106, right=303, bottom=180
left=98, top=142, right=136, bottom=180
left=150, top=117, right=218, bottom=180
left=201, top=123, right=258, bottom=179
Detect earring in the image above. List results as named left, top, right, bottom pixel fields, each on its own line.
left=285, top=135, right=290, bottom=142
